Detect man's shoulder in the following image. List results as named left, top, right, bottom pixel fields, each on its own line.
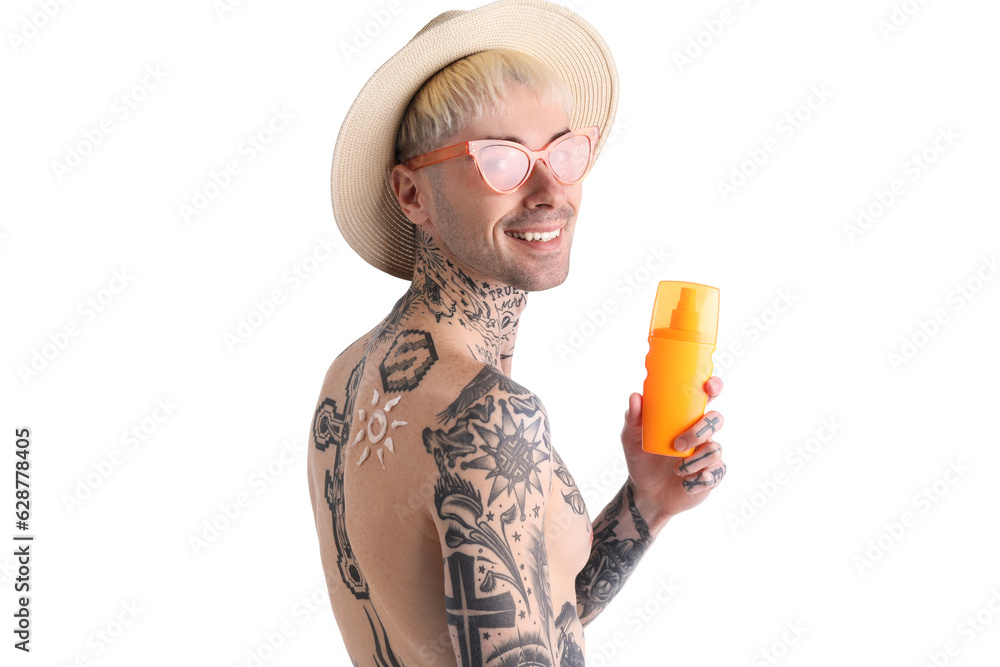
left=408, top=359, right=541, bottom=418
left=373, top=355, right=547, bottom=447
left=414, top=361, right=553, bottom=484
left=319, top=326, right=549, bottom=449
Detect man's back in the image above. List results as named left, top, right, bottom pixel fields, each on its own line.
left=307, top=290, right=593, bottom=666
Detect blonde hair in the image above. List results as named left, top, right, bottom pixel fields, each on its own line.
left=395, top=50, right=574, bottom=166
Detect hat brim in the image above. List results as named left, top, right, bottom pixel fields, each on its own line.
left=331, top=0, right=619, bottom=280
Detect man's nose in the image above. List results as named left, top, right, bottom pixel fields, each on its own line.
left=523, top=159, right=567, bottom=207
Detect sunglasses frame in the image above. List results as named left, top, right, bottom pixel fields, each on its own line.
left=404, top=125, right=601, bottom=194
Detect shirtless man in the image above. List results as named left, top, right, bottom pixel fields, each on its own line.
left=308, top=4, right=727, bottom=666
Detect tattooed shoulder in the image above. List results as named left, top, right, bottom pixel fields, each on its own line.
left=423, top=363, right=554, bottom=500
left=418, top=363, right=570, bottom=665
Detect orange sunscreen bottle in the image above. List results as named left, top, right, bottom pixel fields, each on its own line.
left=642, top=281, right=720, bottom=457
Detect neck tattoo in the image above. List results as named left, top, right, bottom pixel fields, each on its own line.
left=407, top=227, right=526, bottom=369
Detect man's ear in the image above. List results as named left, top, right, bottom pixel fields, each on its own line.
left=391, top=163, right=432, bottom=226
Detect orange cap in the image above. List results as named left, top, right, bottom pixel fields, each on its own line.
left=649, top=281, right=720, bottom=344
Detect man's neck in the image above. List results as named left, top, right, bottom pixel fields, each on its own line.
left=402, top=227, right=527, bottom=374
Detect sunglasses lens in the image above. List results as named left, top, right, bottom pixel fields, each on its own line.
left=480, top=145, right=529, bottom=191
left=548, top=135, right=592, bottom=183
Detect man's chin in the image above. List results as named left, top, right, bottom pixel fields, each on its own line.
left=507, top=263, right=571, bottom=292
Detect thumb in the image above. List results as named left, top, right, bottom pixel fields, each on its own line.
left=624, top=392, right=642, bottom=427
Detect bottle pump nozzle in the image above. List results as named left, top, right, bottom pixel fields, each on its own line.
left=669, top=287, right=699, bottom=331
left=649, top=282, right=719, bottom=344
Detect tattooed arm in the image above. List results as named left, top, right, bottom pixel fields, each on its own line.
left=574, top=477, right=656, bottom=628
left=576, top=384, right=728, bottom=627
left=422, top=364, right=568, bottom=667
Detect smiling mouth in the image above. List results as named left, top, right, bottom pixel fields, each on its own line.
left=504, top=228, right=561, bottom=242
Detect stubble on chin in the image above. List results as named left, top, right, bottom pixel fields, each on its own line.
left=424, top=166, right=575, bottom=291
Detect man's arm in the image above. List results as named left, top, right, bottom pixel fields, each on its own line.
left=421, top=364, right=567, bottom=666
left=575, top=383, right=726, bottom=627
left=575, top=477, right=669, bottom=628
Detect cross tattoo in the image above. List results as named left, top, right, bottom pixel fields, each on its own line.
left=445, top=552, right=516, bottom=667
left=695, top=416, right=720, bottom=437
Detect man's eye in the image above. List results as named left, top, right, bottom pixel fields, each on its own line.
left=550, top=149, right=570, bottom=165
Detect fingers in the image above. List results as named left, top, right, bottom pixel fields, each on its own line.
left=681, top=461, right=727, bottom=494
left=675, top=440, right=722, bottom=477
left=676, top=441, right=726, bottom=493
left=673, top=411, right=724, bottom=452
left=705, top=376, right=724, bottom=403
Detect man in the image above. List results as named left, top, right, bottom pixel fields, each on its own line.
left=307, top=2, right=727, bottom=665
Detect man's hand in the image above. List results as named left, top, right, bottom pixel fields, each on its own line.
left=620, top=376, right=727, bottom=525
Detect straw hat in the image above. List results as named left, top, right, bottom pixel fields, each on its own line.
left=330, top=0, right=619, bottom=280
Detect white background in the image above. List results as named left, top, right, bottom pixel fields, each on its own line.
left=2, top=0, right=999, bottom=665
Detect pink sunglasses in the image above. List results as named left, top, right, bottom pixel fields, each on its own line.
left=405, top=126, right=600, bottom=194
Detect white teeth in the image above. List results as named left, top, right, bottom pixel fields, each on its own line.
left=505, top=228, right=561, bottom=242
